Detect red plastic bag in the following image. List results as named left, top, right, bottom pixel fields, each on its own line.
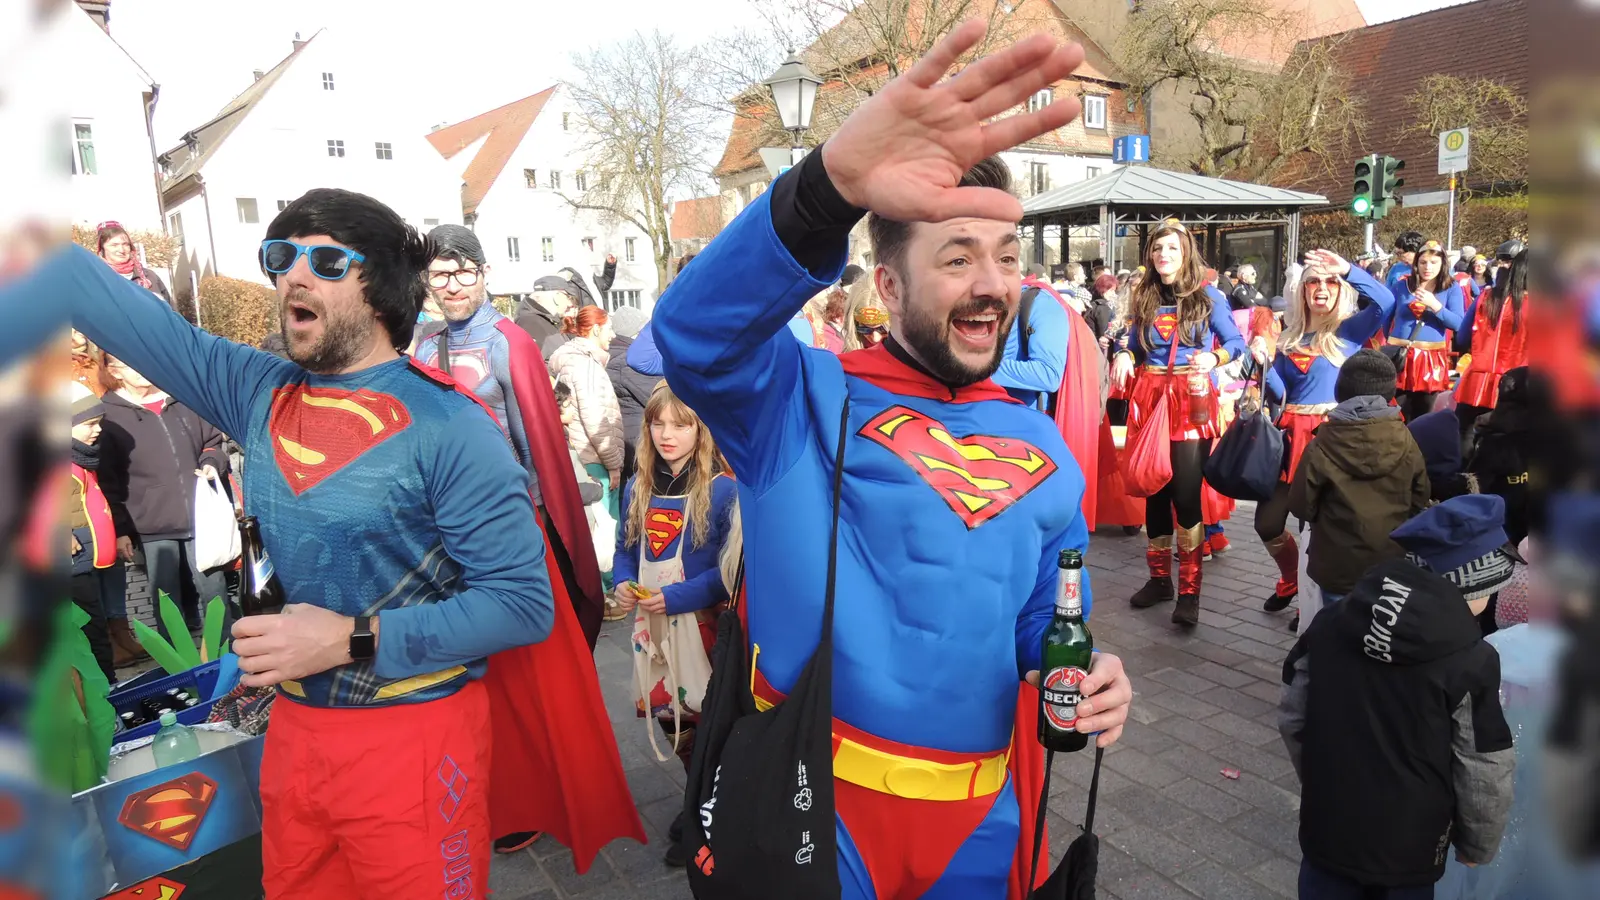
left=1122, top=393, right=1173, bottom=498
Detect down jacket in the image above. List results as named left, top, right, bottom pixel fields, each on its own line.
left=548, top=338, right=625, bottom=478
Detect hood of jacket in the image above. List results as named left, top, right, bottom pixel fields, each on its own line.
left=515, top=294, right=564, bottom=326
left=1326, top=558, right=1483, bottom=665
left=550, top=335, right=608, bottom=370
left=1314, top=400, right=1413, bottom=480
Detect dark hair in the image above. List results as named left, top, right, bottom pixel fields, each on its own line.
left=1407, top=244, right=1453, bottom=295
left=1394, top=230, right=1425, bottom=255
left=428, top=224, right=487, bottom=268
left=1129, top=224, right=1210, bottom=347
left=265, top=189, right=433, bottom=351
left=1483, top=248, right=1528, bottom=333
left=95, top=222, right=132, bottom=257
left=868, top=155, right=1012, bottom=271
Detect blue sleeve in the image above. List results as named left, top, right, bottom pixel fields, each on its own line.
left=655, top=188, right=843, bottom=491
left=1335, top=265, right=1399, bottom=345
left=1433, top=284, right=1465, bottom=332
left=1386, top=282, right=1412, bottom=337
left=612, top=477, right=639, bottom=588
left=1015, top=509, right=1093, bottom=676
left=626, top=322, right=664, bottom=377
left=993, top=295, right=1068, bottom=393
left=1264, top=357, right=1287, bottom=405
left=786, top=315, right=817, bottom=346
left=46, top=245, right=293, bottom=440
left=662, top=480, right=737, bottom=615
left=0, top=250, right=70, bottom=367
left=1207, top=289, right=1246, bottom=361
left=374, top=404, right=553, bottom=679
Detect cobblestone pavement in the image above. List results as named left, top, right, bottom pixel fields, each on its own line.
left=490, top=503, right=1307, bottom=900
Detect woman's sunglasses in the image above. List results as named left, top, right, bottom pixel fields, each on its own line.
left=1301, top=276, right=1339, bottom=288
left=260, top=239, right=366, bottom=281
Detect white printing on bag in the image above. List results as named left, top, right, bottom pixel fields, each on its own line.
left=1363, top=576, right=1413, bottom=662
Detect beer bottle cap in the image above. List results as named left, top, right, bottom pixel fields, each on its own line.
left=1058, top=549, right=1083, bottom=567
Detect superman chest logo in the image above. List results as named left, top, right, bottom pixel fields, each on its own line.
left=269, top=386, right=413, bottom=495
left=646, top=508, right=685, bottom=557
left=1287, top=349, right=1318, bottom=374
left=446, top=347, right=491, bottom=392
left=860, top=405, right=1057, bottom=529
left=104, top=876, right=186, bottom=899
left=1152, top=312, right=1178, bottom=343
left=117, top=771, right=217, bottom=852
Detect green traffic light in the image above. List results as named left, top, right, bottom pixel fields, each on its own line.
left=1351, top=196, right=1371, bottom=215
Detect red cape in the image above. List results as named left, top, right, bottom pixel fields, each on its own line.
left=1008, top=686, right=1048, bottom=900
left=1024, top=279, right=1102, bottom=531
left=407, top=358, right=646, bottom=871
left=495, top=318, right=605, bottom=647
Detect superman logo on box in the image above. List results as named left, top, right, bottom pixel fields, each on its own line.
left=860, top=405, right=1057, bottom=529
left=117, top=773, right=217, bottom=852
left=104, top=875, right=185, bottom=899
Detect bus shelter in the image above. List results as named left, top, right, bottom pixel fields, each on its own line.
left=1020, top=166, right=1327, bottom=299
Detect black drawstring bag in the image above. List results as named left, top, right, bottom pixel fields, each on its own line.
left=1027, top=746, right=1105, bottom=899
left=682, top=399, right=849, bottom=899
left=1203, top=359, right=1285, bottom=502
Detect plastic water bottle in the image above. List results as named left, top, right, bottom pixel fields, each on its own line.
left=150, top=712, right=201, bottom=768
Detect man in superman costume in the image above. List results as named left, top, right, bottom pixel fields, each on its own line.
left=653, top=25, right=1133, bottom=900
left=26, top=189, right=642, bottom=899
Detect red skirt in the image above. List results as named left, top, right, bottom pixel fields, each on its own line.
left=1279, top=410, right=1327, bottom=483
left=1128, top=370, right=1221, bottom=443
left=1395, top=346, right=1452, bottom=393
left=1456, top=369, right=1502, bottom=408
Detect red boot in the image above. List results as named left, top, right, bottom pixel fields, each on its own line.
left=1173, top=525, right=1203, bottom=626
left=1131, top=536, right=1175, bottom=608
left=1263, top=531, right=1299, bottom=612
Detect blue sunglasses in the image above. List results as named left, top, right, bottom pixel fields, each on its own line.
left=260, top=239, right=366, bottom=281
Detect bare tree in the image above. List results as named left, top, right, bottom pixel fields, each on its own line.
left=1402, top=74, right=1528, bottom=193
left=1116, top=0, right=1363, bottom=182
left=563, top=31, right=723, bottom=293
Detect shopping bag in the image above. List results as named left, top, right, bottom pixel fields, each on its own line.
left=1122, top=394, right=1173, bottom=498
left=633, top=606, right=715, bottom=762
left=589, top=501, right=616, bottom=572
left=192, top=472, right=240, bottom=571
left=1296, top=531, right=1324, bottom=631
left=1204, top=367, right=1285, bottom=502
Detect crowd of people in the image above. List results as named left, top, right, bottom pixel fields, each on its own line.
left=38, top=21, right=1576, bottom=900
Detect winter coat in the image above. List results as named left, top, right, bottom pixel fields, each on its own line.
left=97, top=391, right=232, bottom=542
left=605, top=333, right=661, bottom=459
left=1289, top=397, right=1430, bottom=594
left=1229, top=282, right=1265, bottom=310
left=514, top=299, right=565, bottom=351
left=549, top=338, right=625, bottom=476
left=1280, top=559, right=1515, bottom=886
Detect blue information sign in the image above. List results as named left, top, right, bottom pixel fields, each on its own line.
left=1113, top=135, right=1151, bottom=165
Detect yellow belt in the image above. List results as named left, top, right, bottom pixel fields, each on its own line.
left=1142, top=364, right=1205, bottom=374
left=1387, top=336, right=1447, bottom=350
left=1282, top=402, right=1336, bottom=415
left=832, top=734, right=1010, bottom=802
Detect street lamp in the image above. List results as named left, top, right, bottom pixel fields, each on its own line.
left=764, top=52, right=823, bottom=166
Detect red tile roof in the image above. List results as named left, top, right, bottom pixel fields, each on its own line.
left=426, top=87, right=558, bottom=217
left=1271, top=0, right=1527, bottom=202
left=671, top=197, right=724, bottom=242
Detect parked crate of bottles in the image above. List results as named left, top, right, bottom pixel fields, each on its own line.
left=108, top=660, right=222, bottom=743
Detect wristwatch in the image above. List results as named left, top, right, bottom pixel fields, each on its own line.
left=349, top=616, right=376, bottom=662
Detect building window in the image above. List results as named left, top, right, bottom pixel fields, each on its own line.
left=550, top=171, right=561, bottom=190
left=582, top=237, right=595, bottom=253
left=541, top=237, right=555, bottom=263
left=169, top=212, right=183, bottom=246
left=1027, top=88, right=1053, bottom=114
left=524, top=168, right=537, bottom=188
left=1029, top=162, right=1049, bottom=195
left=277, top=200, right=290, bottom=211
left=236, top=198, right=259, bottom=224
left=625, top=238, right=636, bottom=263
left=374, top=142, right=393, bottom=160
left=1085, top=166, right=1102, bottom=180
left=424, top=218, right=439, bottom=227
left=506, top=237, right=521, bottom=262
left=607, top=289, right=642, bottom=310
left=575, top=171, right=587, bottom=192
left=327, top=139, right=345, bottom=158
left=1083, top=95, right=1108, bottom=130
left=562, top=112, right=570, bottom=131
left=322, top=72, right=335, bottom=90
left=71, top=122, right=97, bottom=175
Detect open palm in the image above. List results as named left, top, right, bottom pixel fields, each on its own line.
left=821, top=20, right=1086, bottom=224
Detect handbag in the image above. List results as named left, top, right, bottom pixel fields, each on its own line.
left=682, top=398, right=849, bottom=899
left=633, top=603, right=715, bottom=762
left=192, top=471, right=241, bottom=572
left=1121, top=334, right=1180, bottom=498
left=1203, top=355, right=1285, bottom=502
left=1383, top=278, right=1426, bottom=371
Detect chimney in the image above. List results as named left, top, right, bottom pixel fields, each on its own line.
left=292, top=31, right=307, bottom=52
left=76, top=0, right=111, bottom=33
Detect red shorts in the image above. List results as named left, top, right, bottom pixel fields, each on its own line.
left=260, top=681, right=492, bottom=900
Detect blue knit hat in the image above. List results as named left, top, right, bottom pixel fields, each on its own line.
left=1391, top=495, right=1518, bottom=602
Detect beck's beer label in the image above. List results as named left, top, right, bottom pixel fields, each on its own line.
left=1041, top=665, right=1088, bottom=731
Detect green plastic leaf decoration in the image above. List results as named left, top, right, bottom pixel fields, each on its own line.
left=156, top=590, right=201, bottom=670
left=130, top=617, right=191, bottom=677
left=202, top=597, right=225, bottom=663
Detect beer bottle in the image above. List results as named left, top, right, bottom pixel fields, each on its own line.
left=1038, top=549, right=1094, bottom=753
left=238, top=515, right=287, bottom=616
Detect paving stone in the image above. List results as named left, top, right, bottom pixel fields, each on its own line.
left=1104, top=822, right=1207, bottom=879
left=1102, top=784, right=1206, bottom=833
left=1246, top=854, right=1302, bottom=898
left=1143, top=689, right=1225, bottom=721
left=1224, top=808, right=1304, bottom=859
left=1150, top=716, right=1231, bottom=752
left=1182, top=640, right=1253, bottom=669
left=488, top=849, right=555, bottom=897
left=539, top=848, right=616, bottom=896
left=1239, top=678, right=1286, bottom=706
left=1201, top=710, right=1282, bottom=748
left=625, top=761, right=685, bottom=807
left=1145, top=667, right=1220, bottom=695
left=1175, top=859, right=1287, bottom=900
left=1178, top=821, right=1280, bottom=871
left=1103, top=746, right=1187, bottom=788
left=1226, top=636, right=1294, bottom=663
left=1225, top=622, right=1298, bottom=648
left=1206, top=686, right=1276, bottom=720
left=1185, top=661, right=1258, bottom=689
left=1164, top=777, right=1255, bottom=822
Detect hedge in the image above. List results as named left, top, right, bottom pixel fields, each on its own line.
left=198, top=276, right=276, bottom=348
left=1298, top=195, right=1529, bottom=261
left=71, top=223, right=178, bottom=269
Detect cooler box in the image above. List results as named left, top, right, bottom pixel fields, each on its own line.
left=108, top=661, right=222, bottom=743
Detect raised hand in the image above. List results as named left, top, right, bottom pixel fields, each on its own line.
left=1303, top=249, right=1350, bottom=277
left=821, top=20, right=1085, bottom=224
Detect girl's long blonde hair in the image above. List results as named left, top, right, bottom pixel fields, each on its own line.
left=842, top=276, right=890, bottom=352
left=718, top=500, right=743, bottom=596
left=1277, top=265, right=1358, bottom=364
left=625, top=383, right=721, bottom=551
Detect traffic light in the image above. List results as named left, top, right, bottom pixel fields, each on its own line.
left=1375, top=155, right=1406, bottom=217
left=1351, top=154, right=1377, bottom=218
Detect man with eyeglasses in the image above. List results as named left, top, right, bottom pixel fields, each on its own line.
left=30, top=188, right=643, bottom=899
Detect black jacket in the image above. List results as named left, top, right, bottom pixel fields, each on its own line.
left=1281, top=560, right=1515, bottom=887
left=605, top=334, right=659, bottom=456
left=1230, top=283, right=1265, bottom=310
left=98, top=391, right=231, bottom=542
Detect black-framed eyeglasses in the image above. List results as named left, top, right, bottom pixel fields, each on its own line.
left=427, top=269, right=481, bottom=289
left=260, top=239, right=366, bottom=281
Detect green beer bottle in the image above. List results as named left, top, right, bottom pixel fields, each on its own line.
left=1038, top=549, right=1093, bottom=752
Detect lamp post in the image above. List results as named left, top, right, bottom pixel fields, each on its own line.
left=763, top=52, right=823, bottom=167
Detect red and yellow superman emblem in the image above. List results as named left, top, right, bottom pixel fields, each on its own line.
left=117, top=772, right=217, bottom=852
left=645, top=508, right=685, bottom=557
left=104, top=876, right=186, bottom=900
left=269, top=386, right=413, bottom=495
left=1287, top=349, right=1318, bottom=374
left=1152, top=312, right=1178, bottom=343
left=860, top=405, right=1057, bottom=529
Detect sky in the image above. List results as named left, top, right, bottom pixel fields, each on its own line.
left=108, top=0, right=1469, bottom=163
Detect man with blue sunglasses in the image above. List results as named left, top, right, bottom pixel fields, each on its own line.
left=30, top=188, right=642, bottom=899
